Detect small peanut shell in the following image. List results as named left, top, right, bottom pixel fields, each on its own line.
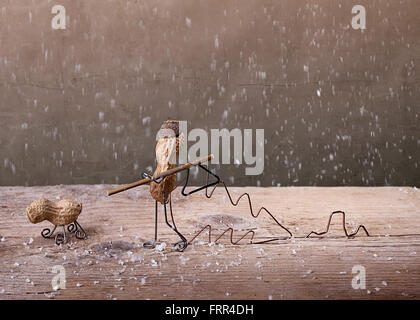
left=26, top=198, right=82, bottom=226
left=150, top=120, right=184, bottom=203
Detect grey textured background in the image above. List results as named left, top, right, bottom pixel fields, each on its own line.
left=0, top=0, right=419, bottom=186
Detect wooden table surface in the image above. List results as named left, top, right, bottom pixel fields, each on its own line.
left=1, top=185, right=419, bottom=300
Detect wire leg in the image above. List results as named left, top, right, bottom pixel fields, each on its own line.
left=74, top=220, right=87, bottom=239
left=154, top=200, right=158, bottom=241
left=41, top=225, right=57, bottom=239
left=54, top=226, right=67, bottom=245
left=169, top=196, right=177, bottom=230
left=143, top=200, right=158, bottom=248
left=67, top=220, right=87, bottom=240
left=162, top=192, right=188, bottom=252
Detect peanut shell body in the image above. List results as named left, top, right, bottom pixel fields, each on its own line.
left=150, top=120, right=183, bottom=203
left=26, top=198, right=82, bottom=226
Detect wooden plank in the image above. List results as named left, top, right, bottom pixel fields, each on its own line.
left=0, top=185, right=419, bottom=299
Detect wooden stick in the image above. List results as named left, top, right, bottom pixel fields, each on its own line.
left=107, top=154, right=214, bottom=196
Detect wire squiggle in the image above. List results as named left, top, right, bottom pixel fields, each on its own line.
left=185, top=168, right=370, bottom=246
left=185, top=169, right=293, bottom=246
left=305, top=210, right=370, bottom=238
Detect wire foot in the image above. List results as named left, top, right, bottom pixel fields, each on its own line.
left=41, top=221, right=87, bottom=245
left=41, top=225, right=57, bottom=239
left=174, top=239, right=188, bottom=252
left=67, top=220, right=87, bottom=240
left=143, top=240, right=157, bottom=248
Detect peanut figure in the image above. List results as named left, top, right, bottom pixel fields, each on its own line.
left=107, top=120, right=219, bottom=252
left=143, top=120, right=189, bottom=250
left=26, top=198, right=87, bottom=244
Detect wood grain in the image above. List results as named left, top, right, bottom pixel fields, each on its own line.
left=0, top=185, right=419, bottom=300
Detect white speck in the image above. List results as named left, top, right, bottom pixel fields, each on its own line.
left=291, top=249, right=296, bottom=255
left=1, top=237, right=5, bottom=242
left=258, top=71, right=266, bottom=80
left=185, top=17, right=191, bottom=28
left=382, top=281, right=387, bottom=286
left=222, top=110, right=228, bottom=120
left=367, top=290, right=371, bottom=294
left=76, top=283, right=82, bottom=287
left=28, top=238, right=33, bottom=244
left=44, top=292, right=56, bottom=298
left=179, top=255, right=190, bottom=265
left=214, top=34, right=219, bottom=49
left=268, top=295, right=273, bottom=300
left=375, top=287, right=381, bottom=292
left=155, top=242, right=167, bottom=252
left=317, top=89, right=321, bottom=97
left=142, top=117, right=151, bottom=125
left=208, top=97, right=215, bottom=106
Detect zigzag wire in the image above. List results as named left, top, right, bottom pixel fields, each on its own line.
left=181, top=165, right=370, bottom=246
